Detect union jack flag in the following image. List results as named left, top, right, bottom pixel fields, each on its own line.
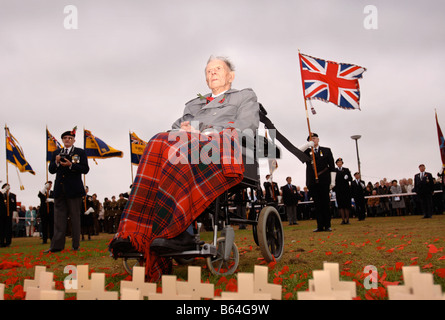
left=299, top=53, right=366, bottom=110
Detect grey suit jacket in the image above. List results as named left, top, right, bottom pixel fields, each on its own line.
left=171, top=88, right=260, bottom=134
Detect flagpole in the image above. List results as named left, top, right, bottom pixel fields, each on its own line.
left=45, top=125, right=50, bottom=213
left=83, top=127, right=87, bottom=211
left=45, top=125, right=49, bottom=182
left=298, top=51, right=319, bottom=181
left=4, top=125, right=10, bottom=217
left=265, top=129, right=277, bottom=201
left=129, top=131, right=134, bottom=183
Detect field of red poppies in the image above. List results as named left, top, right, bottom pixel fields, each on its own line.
left=1, top=215, right=444, bottom=300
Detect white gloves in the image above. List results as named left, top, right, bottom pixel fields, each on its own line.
left=84, top=207, right=95, bottom=215
left=1, top=185, right=10, bottom=194
left=298, top=140, right=315, bottom=152
left=330, top=172, right=336, bottom=190
left=46, top=198, right=54, bottom=203
left=41, top=182, right=51, bottom=194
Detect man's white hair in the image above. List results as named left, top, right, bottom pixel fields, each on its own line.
left=206, top=55, right=235, bottom=71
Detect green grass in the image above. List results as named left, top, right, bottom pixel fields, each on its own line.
left=1, top=214, right=444, bottom=300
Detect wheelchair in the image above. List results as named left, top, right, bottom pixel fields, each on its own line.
left=117, top=104, right=309, bottom=276
left=118, top=133, right=285, bottom=276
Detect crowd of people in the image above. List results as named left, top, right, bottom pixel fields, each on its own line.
left=6, top=204, right=38, bottom=238
left=1, top=170, right=442, bottom=246
left=260, top=171, right=444, bottom=225
left=0, top=180, right=130, bottom=247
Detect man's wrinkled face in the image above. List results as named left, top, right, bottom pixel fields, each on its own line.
left=62, top=136, right=75, bottom=148
left=205, top=59, right=234, bottom=94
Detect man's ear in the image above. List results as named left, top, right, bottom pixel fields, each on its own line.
left=228, top=71, right=235, bottom=84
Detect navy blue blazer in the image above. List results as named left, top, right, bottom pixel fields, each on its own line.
left=48, top=147, right=89, bottom=198
left=304, top=146, right=335, bottom=187
left=281, top=184, right=299, bottom=206
left=413, top=172, right=434, bottom=196
left=0, top=192, right=16, bottom=216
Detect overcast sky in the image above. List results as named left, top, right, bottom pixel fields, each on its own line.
left=1, top=0, right=445, bottom=207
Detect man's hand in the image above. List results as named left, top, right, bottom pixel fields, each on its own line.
left=330, top=172, right=336, bottom=190
left=84, top=207, right=95, bottom=215
left=298, top=140, right=315, bottom=152
left=60, top=158, right=72, bottom=167
left=41, top=183, right=50, bottom=194
left=1, top=185, right=10, bottom=194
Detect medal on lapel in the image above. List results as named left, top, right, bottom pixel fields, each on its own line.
left=72, top=154, right=80, bottom=164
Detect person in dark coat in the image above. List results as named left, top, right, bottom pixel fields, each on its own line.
left=0, top=184, right=16, bottom=247
left=299, top=186, right=312, bottom=220
left=413, top=164, right=435, bottom=218
left=303, top=133, right=335, bottom=232
left=81, top=186, right=94, bottom=241
left=351, top=172, right=366, bottom=221
left=281, top=177, right=299, bottom=225
left=38, top=181, right=54, bottom=244
left=46, top=127, right=89, bottom=252
left=263, top=174, right=279, bottom=205
left=333, top=158, right=352, bottom=225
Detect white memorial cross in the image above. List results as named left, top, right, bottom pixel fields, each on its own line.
left=176, top=266, right=214, bottom=300
left=120, top=266, right=156, bottom=299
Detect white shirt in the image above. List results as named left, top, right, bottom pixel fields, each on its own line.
left=62, top=146, right=74, bottom=154
left=211, top=90, right=228, bottom=98
left=57, top=146, right=74, bottom=168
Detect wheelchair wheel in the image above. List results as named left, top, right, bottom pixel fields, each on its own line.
left=257, top=206, right=284, bottom=262
left=252, top=224, right=259, bottom=246
left=122, top=257, right=144, bottom=275
left=206, top=237, right=239, bottom=276
left=250, top=207, right=260, bottom=246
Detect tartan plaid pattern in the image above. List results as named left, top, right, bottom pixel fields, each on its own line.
left=114, top=130, right=244, bottom=281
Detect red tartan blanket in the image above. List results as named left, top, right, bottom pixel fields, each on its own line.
left=114, top=129, right=244, bottom=281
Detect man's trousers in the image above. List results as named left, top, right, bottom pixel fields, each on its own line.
left=51, top=196, right=82, bottom=250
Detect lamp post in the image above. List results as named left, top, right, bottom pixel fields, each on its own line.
left=351, top=135, right=362, bottom=175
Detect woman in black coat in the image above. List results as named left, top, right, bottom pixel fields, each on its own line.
left=333, top=158, right=353, bottom=224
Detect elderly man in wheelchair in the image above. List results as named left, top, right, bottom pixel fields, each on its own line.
left=109, top=55, right=310, bottom=280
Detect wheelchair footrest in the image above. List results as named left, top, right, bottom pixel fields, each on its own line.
left=159, top=243, right=216, bottom=258
left=114, top=251, right=144, bottom=260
